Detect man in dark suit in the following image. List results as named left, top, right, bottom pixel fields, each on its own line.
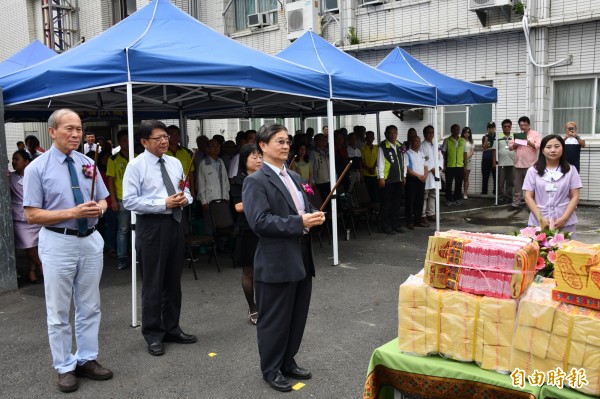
left=242, top=123, right=326, bottom=392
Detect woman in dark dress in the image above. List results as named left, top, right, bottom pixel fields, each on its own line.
left=230, top=144, right=263, bottom=325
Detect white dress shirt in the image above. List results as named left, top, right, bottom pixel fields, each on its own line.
left=122, top=150, right=193, bottom=215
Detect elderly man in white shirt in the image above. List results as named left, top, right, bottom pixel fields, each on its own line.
left=420, top=125, right=441, bottom=222
left=196, top=138, right=230, bottom=234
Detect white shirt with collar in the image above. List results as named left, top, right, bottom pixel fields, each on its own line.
left=263, top=161, right=306, bottom=211
left=197, top=156, right=230, bottom=205
left=83, top=143, right=97, bottom=154
left=122, top=150, right=192, bottom=215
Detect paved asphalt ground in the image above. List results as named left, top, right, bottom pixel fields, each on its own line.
left=1, top=197, right=599, bottom=399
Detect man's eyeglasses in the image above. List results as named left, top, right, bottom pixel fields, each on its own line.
left=274, top=139, right=292, bottom=146
left=147, top=135, right=170, bottom=142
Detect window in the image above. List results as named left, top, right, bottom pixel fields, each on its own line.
left=553, top=77, right=599, bottom=136
left=112, top=0, right=136, bottom=24
left=238, top=117, right=284, bottom=132
left=234, top=0, right=278, bottom=31
left=442, top=81, right=493, bottom=137
left=188, top=0, right=201, bottom=19
left=443, top=104, right=492, bottom=136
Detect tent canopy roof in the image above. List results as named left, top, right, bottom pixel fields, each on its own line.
left=0, top=40, right=57, bottom=78
left=276, top=31, right=437, bottom=108
left=377, top=47, right=497, bottom=105
left=0, top=0, right=335, bottom=120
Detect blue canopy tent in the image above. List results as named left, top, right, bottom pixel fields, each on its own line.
left=0, top=40, right=57, bottom=78
left=0, top=0, right=331, bottom=120
left=276, top=31, right=437, bottom=111
left=377, top=47, right=497, bottom=105
left=0, top=0, right=335, bottom=326
left=377, top=47, right=498, bottom=227
left=276, top=31, right=438, bottom=262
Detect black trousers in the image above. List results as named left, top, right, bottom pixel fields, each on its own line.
left=405, top=175, right=425, bottom=224
left=316, top=183, right=331, bottom=209
left=363, top=175, right=380, bottom=203
left=445, top=167, right=464, bottom=202
left=481, top=162, right=496, bottom=195
left=380, top=180, right=403, bottom=230
left=255, top=238, right=313, bottom=382
left=136, top=214, right=184, bottom=344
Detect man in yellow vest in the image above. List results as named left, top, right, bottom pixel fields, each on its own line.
left=377, top=125, right=407, bottom=235
left=442, top=124, right=467, bottom=206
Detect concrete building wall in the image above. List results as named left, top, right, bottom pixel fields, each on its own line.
left=1, top=0, right=599, bottom=199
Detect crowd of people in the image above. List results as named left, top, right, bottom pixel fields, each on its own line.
left=7, top=109, right=585, bottom=393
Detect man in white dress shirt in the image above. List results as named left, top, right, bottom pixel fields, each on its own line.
left=123, top=120, right=196, bottom=357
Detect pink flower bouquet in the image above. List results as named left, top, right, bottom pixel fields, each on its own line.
left=516, top=226, right=572, bottom=277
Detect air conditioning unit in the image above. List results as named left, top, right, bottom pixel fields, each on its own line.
left=248, top=12, right=271, bottom=28
left=323, top=0, right=339, bottom=13
left=361, top=0, right=384, bottom=6
left=468, top=0, right=513, bottom=11
left=286, top=0, right=320, bottom=41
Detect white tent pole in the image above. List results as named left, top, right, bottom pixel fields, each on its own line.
left=179, top=108, right=187, bottom=147
left=127, top=82, right=139, bottom=328
left=434, top=107, right=440, bottom=232
left=375, top=112, right=381, bottom=144
left=494, top=102, right=498, bottom=206
left=327, top=100, right=339, bottom=266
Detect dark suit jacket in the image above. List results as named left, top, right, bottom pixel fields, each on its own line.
left=242, top=164, right=317, bottom=283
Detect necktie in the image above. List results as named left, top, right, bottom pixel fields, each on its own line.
left=159, top=158, right=182, bottom=223
left=280, top=168, right=305, bottom=215
left=65, top=156, right=88, bottom=235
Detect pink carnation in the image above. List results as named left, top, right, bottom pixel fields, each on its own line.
left=547, top=251, right=557, bottom=263
left=535, top=233, right=547, bottom=242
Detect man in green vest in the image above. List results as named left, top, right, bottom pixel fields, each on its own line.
left=377, top=125, right=406, bottom=235
left=442, top=124, right=467, bottom=206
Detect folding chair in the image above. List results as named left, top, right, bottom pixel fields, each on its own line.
left=183, top=208, right=219, bottom=278
left=208, top=199, right=236, bottom=265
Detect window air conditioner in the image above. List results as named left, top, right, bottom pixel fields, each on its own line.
left=323, top=0, right=339, bottom=13
left=468, top=0, right=513, bottom=11
left=248, top=12, right=271, bottom=28
left=361, top=0, right=384, bottom=6
left=286, top=0, right=320, bottom=41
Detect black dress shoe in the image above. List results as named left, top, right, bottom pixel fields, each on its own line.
left=148, top=342, right=165, bottom=356
left=282, top=366, right=312, bottom=380
left=163, top=332, right=197, bottom=344
left=265, top=372, right=292, bottom=392
left=393, top=226, right=405, bottom=233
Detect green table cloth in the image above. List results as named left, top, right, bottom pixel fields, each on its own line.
left=540, top=384, right=598, bottom=399
left=364, top=338, right=540, bottom=399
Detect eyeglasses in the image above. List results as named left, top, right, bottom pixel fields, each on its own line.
left=274, top=139, right=292, bottom=146
left=147, top=135, right=170, bottom=142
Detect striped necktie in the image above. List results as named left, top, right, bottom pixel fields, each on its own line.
left=159, top=158, right=182, bottom=223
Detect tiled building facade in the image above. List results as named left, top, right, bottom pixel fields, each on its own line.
left=1, top=0, right=598, bottom=200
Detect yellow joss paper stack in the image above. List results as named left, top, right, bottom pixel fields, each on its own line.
left=553, top=242, right=600, bottom=310
left=423, top=231, right=538, bottom=299
left=474, top=297, right=517, bottom=373
left=438, top=290, right=479, bottom=362
left=567, top=307, right=600, bottom=396
left=397, top=275, right=439, bottom=355
left=511, top=283, right=600, bottom=396
left=399, top=274, right=520, bottom=372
